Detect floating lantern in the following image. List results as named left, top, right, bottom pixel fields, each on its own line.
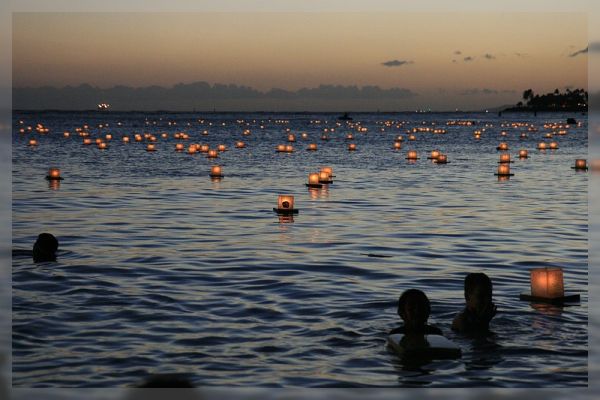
left=544, top=133, right=553, bottom=139
left=393, top=142, right=402, bottom=150
left=346, top=133, right=354, bottom=140
left=348, top=143, right=356, bottom=151
left=83, top=138, right=92, bottom=145
left=495, top=164, right=513, bottom=177
left=175, top=143, right=184, bottom=151
left=537, top=142, right=547, bottom=150
left=95, top=138, right=103, bottom=145
left=63, top=132, right=70, bottom=138
left=274, top=195, right=298, bottom=215
left=45, top=167, right=63, bottom=181
left=161, top=133, right=168, bottom=139
left=549, top=141, right=558, bottom=150
left=318, top=170, right=333, bottom=184
left=123, top=136, right=130, bottom=143
left=435, top=154, right=448, bottom=164
left=235, top=141, right=246, bottom=148
left=406, top=150, right=418, bottom=160
left=499, top=153, right=512, bottom=163
left=519, top=149, right=528, bottom=158
left=285, top=145, right=294, bottom=153
left=306, top=173, right=323, bottom=188
left=321, top=167, right=334, bottom=179
left=519, top=267, right=580, bottom=304
left=202, top=130, right=209, bottom=135
left=395, top=135, right=404, bottom=142
left=520, top=132, right=527, bottom=139
left=501, top=131, right=507, bottom=136
left=409, top=135, right=416, bottom=141
left=288, top=134, right=296, bottom=142
left=497, top=142, right=508, bottom=151
left=572, top=159, right=588, bottom=171
left=428, top=150, right=440, bottom=160
left=188, top=145, right=197, bottom=154
left=474, top=134, right=481, bottom=140
left=207, top=149, right=219, bottom=158
left=98, top=142, right=108, bottom=150
left=200, top=144, right=209, bottom=153
left=209, top=165, right=223, bottom=178
left=28, top=139, right=38, bottom=146
left=146, top=143, right=156, bottom=152
left=105, top=134, right=112, bottom=140
left=321, top=135, right=329, bottom=141
left=307, top=143, right=318, bottom=151
left=135, top=134, right=143, bottom=142
left=218, top=144, right=227, bottom=152
left=276, top=144, right=286, bottom=152
left=301, top=132, right=308, bottom=139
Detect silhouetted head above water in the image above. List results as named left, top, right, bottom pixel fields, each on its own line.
left=33, top=233, right=58, bottom=263
left=397, top=289, right=431, bottom=330
left=464, top=272, right=493, bottom=312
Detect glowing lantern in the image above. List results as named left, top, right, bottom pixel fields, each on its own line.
left=218, top=144, right=227, bottom=152
left=538, top=142, right=547, bottom=150
left=519, top=149, right=528, bottom=158
left=95, top=138, right=103, bottom=145
left=288, top=134, right=296, bottom=142
left=573, top=159, right=588, bottom=170
left=98, top=142, right=108, bottom=150
left=188, top=145, right=197, bottom=154
left=321, top=135, right=329, bottom=141
left=123, top=136, right=130, bottom=143
left=235, top=141, right=246, bottom=148
left=549, top=141, right=558, bottom=150
left=346, top=133, right=354, bottom=140
left=45, top=168, right=63, bottom=181
left=277, top=144, right=286, bottom=152
left=393, top=142, right=402, bottom=150
left=307, top=143, right=318, bottom=151
left=148, top=136, right=157, bottom=142
left=501, top=131, right=507, bottom=136
left=162, top=133, right=168, bottom=139
left=321, top=166, right=333, bottom=178
left=306, top=173, right=323, bottom=188
left=83, top=138, right=92, bottom=145
left=200, top=145, right=209, bottom=153
left=497, top=142, right=508, bottom=151
left=544, top=133, right=553, bottom=139
left=63, top=132, right=70, bottom=138
left=28, top=139, right=38, bottom=146
left=146, top=143, right=156, bottom=152
left=207, top=149, right=219, bottom=158
left=530, top=268, right=564, bottom=299
left=409, top=135, right=416, bottom=141
left=428, top=150, right=440, bottom=160
left=348, top=143, right=356, bottom=151
left=135, top=134, right=143, bottom=142
left=209, top=165, right=223, bottom=178
left=202, top=130, right=208, bottom=135
left=285, top=145, right=294, bottom=153
left=406, top=150, right=418, bottom=160
left=175, top=143, right=184, bottom=151
left=105, top=134, right=112, bottom=140
left=301, top=132, right=308, bottom=139
left=499, top=153, right=512, bottom=163
left=495, top=164, right=513, bottom=176
left=274, top=195, right=298, bottom=214
left=435, top=154, right=448, bottom=164
left=520, top=133, right=527, bottom=139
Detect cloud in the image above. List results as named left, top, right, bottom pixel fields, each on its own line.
left=569, top=47, right=588, bottom=57
left=454, top=50, right=462, bottom=55
left=459, top=88, right=499, bottom=95
left=381, top=59, right=414, bottom=67
left=463, top=56, right=474, bottom=62
left=483, top=53, right=496, bottom=60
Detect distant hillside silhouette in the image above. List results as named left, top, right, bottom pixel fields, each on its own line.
left=504, top=88, right=587, bottom=112
left=13, top=82, right=417, bottom=111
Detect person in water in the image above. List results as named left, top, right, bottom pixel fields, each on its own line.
left=32, top=233, right=59, bottom=263
left=389, top=289, right=442, bottom=335
left=452, top=272, right=497, bottom=334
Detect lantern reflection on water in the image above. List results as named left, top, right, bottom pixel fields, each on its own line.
left=274, top=195, right=298, bottom=214
left=45, top=168, right=63, bottom=181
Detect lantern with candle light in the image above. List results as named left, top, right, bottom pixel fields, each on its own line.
left=406, top=150, right=419, bottom=160
left=321, top=134, right=329, bottom=141
left=428, top=150, right=440, bottom=160
left=63, top=132, right=70, bottom=138
left=175, top=143, right=184, bottom=152
left=318, top=170, right=333, bottom=184
left=549, top=141, right=559, bottom=150
left=123, top=136, right=130, bottom=143
left=519, top=149, right=528, bottom=159
left=519, top=267, right=580, bottom=305
left=209, top=165, right=223, bottom=178
left=544, top=133, right=553, bottom=139
left=45, top=167, right=63, bottom=181
left=498, top=153, right=513, bottom=163
left=409, top=134, right=416, bottom=141
left=273, top=195, right=299, bottom=215
left=207, top=149, right=219, bottom=158
left=348, top=143, right=356, bottom=151
left=495, top=164, right=513, bottom=177
left=307, top=143, right=318, bottom=151
left=393, top=142, right=402, bottom=150
left=285, top=145, right=294, bottom=153
left=235, top=141, right=246, bottom=148
left=520, top=132, right=528, bottom=139
left=105, top=134, right=112, bottom=140
left=537, top=142, right=547, bottom=150
left=146, top=143, right=156, bottom=152
left=346, top=133, right=354, bottom=140
left=497, top=142, right=508, bottom=151
left=83, top=138, right=92, bottom=145
left=434, top=154, right=448, bottom=164
left=306, top=173, right=323, bottom=188
left=572, top=159, right=588, bottom=171
left=321, top=166, right=334, bottom=179
left=28, top=139, right=38, bottom=147
left=188, top=145, right=197, bottom=154
left=288, top=134, right=296, bottom=142
left=200, top=144, right=209, bottom=153
left=217, top=144, right=227, bottom=152
left=276, top=144, right=286, bottom=152
left=98, top=142, right=108, bottom=150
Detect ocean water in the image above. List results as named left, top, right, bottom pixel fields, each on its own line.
left=11, top=111, right=588, bottom=389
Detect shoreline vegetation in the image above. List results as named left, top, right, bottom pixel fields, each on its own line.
left=503, top=88, right=588, bottom=113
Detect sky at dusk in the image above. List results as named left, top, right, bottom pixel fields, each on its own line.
left=12, top=12, right=589, bottom=110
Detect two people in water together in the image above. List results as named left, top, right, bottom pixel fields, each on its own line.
left=390, top=272, right=496, bottom=336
